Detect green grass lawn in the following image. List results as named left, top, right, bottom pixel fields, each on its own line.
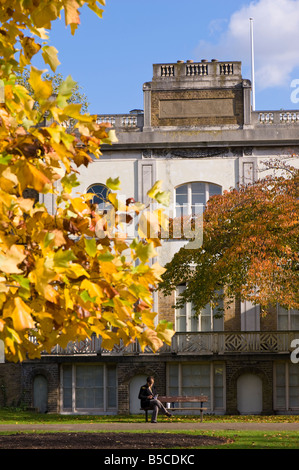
left=202, top=430, right=299, bottom=449
left=0, top=408, right=298, bottom=449
left=0, top=408, right=298, bottom=424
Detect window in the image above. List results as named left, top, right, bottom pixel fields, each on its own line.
left=277, top=305, right=299, bottom=330
left=175, top=182, right=221, bottom=217
left=167, top=362, right=225, bottom=412
left=87, top=183, right=111, bottom=211
left=241, top=300, right=260, bottom=331
left=61, top=364, right=117, bottom=413
left=175, top=285, right=223, bottom=332
left=274, top=362, right=299, bottom=410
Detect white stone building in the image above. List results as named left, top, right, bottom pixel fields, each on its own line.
left=1, top=59, right=299, bottom=416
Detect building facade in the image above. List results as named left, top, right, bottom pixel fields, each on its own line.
left=1, top=59, right=299, bottom=415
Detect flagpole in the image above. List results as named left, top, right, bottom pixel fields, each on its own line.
left=250, top=17, right=256, bottom=111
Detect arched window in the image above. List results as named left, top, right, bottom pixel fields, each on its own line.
left=175, top=182, right=222, bottom=217
left=87, top=183, right=110, bottom=211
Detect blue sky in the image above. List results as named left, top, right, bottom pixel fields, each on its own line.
left=34, top=0, right=299, bottom=114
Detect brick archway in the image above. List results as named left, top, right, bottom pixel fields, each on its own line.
left=226, top=363, right=273, bottom=414
left=22, top=363, right=60, bottom=413
left=117, top=362, right=166, bottom=414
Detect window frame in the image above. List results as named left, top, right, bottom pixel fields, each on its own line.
left=174, top=181, right=222, bottom=218
left=167, top=362, right=226, bottom=413
left=60, top=363, right=117, bottom=414
left=274, top=361, right=299, bottom=411
left=87, top=183, right=111, bottom=210
left=175, top=285, right=224, bottom=332
left=277, top=305, right=299, bottom=331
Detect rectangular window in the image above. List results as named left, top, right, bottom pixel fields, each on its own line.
left=289, top=364, right=299, bottom=408
left=274, top=362, right=299, bottom=411
left=167, top=363, right=225, bottom=413
left=175, top=285, right=224, bottom=332
left=62, top=364, right=72, bottom=410
left=277, top=306, right=299, bottom=330
left=75, top=365, right=104, bottom=409
left=214, top=365, right=224, bottom=409
left=241, top=300, right=260, bottom=331
left=275, top=363, right=286, bottom=409
left=61, top=364, right=117, bottom=413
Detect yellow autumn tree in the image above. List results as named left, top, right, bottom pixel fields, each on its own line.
left=0, top=0, right=173, bottom=362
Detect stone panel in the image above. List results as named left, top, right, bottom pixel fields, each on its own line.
left=159, top=98, right=235, bottom=119
left=151, top=88, right=244, bottom=127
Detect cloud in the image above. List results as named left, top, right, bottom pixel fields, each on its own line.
left=194, top=0, right=299, bottom=90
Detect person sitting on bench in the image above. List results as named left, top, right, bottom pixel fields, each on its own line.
left=138, top=376, right=172, bottom=423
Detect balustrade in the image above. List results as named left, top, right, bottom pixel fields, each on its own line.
left=254, top=111, right=299, bottom=125
left=219, top=63, right=234, bottom=75
left=38, top=331, right=298, bottom=356
left=161, top=65, right=175, bottom=77
left=96, top=113, right=143, bottom=129
left=186, top=63, right=208, bottom=76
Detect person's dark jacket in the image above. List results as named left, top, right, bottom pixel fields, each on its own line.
left=138, top=383, right=157, bottom=408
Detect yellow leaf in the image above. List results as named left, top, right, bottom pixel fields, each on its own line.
left=14, top=161, right=51, bottom=193
left=156, top=321, right=175, bottom=345
left=70, top=197, right=91, bottom=216
left=28, top=258, right=59, bottom=304
left=64, top=0, right=81, bottom=34
left=108, top=193, right=126, bottom=211
left=106, top=177, right=120, bottom=191
left=139, top=328, right=163, bottom=352
left=64, top=288, right=74, bottom=310
left=41, top=46, right=61, bottom=72
left=64, top=264, right=90, bottom=279
left=100, top=332, right=120, bottom=351
left=99, top=261, right=118, bottom=281
left=0, top=245, right=26, bottom=274
left=21, top=37, right=41, bottom=61
left=29, top=67, right=53, bottom=101
left=31, top=2, right=60, bottom=28
left=135, top=241, right=157, bottom=263
left=80, top=279, right=104, bottom=302
left=147, top=181, right=170, bottom=206
left=150, top=262, right=166, bottom=280
left=147, top=180, right=163, bottom=199
left=4, top=297, right=35, bottom=330
left=63, top=103, right=92, bottom=123
left=102, top=311, right=127, bottom=329
left=113, top=296, right=131, bottom=321
left=141, top=311, right=157, bottom=329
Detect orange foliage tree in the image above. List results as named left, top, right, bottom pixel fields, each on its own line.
left=159, top=161, right=299, bottom=316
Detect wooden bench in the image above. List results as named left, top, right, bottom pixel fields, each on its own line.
left=141, top=395, right=208, bottom=422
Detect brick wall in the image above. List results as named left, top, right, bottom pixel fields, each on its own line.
left=158, top=291, right=175, bottom=324
left=0, top=363, right=22, bottom=407
left=224, top=297, right=241, bottom=331
left=261, top=305, right=277, bottom=331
